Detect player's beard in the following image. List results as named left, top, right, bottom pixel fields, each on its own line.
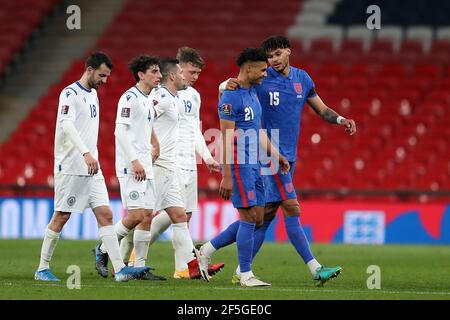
left=87, top=76, right=102, bottom=90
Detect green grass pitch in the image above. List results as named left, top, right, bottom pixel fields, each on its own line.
left=0, top=240, right=449, bottom=300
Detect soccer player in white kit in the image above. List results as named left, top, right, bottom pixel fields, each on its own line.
left=149, top=58, right=210, bottom=281
left=93, top=55, right=166, bottom=280
left=148, top=48, right=224, bottom=279
left=34, top=52, right=150, bottom=282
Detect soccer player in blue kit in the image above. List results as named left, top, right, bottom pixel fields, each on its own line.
left=195, top=47, right=290, bottom=286
left=200, top=36, right=357, bottom=287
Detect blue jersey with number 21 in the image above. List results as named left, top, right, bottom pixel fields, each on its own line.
left=218, top=87, right=262, bottom=169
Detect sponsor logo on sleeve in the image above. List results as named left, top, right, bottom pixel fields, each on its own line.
left=221, top=103, right=232, bottom=115
left=61, top=105, right=70, bottom=115
left=121, top=107, right=131, bottom=118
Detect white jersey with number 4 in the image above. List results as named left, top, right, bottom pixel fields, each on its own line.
left=115, top=86, right=155, bottom=179
left=176, top=86, right=202, bottom=171
left=54, top=81, right=100, bottom=176
left=150, top=86, right=181, bottom=171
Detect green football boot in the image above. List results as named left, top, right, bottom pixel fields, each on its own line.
left=314, top=265, right=342, bottom=287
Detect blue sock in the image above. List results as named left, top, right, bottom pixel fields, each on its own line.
left=236, top=221, right=255, bottom=273
left=251, top=220, right=272, bottom=262
left=284, top=216, right=314, bottom=263
left=210, top=220, right=239, bottom=250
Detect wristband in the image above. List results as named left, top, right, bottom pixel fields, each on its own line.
left=337, top=116, right=346, bottom=125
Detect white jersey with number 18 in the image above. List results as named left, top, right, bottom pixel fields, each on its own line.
left=54, top=81, right=100, bottom=176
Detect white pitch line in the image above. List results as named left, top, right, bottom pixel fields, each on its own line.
left=1, top=282, right=449, bottom=297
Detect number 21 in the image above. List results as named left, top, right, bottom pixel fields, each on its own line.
left=244, top=107, right=254, bottom=121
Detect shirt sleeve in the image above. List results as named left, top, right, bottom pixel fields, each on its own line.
left=152, top=91, right=172, bottom=118
left=59, top=88, right=77, bottom=122
left=304, top=71, right=318, bottom=98
left=116, top=92, right=137, bottom=125
left=218, top=91, right=242, bottom=122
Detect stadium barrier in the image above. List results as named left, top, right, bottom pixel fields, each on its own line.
left=0, top=197, right=449, bottom=244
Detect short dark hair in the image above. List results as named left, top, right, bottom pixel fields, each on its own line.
left=176, top=47, right=205, bottom=69
left=128, top=55, right=160, bottom=82
left=85, top=52, right=113, bottom=70
left=160, top=58, right=179, bottom=82
left=261, top=35, right=291, bottom=53
left=236, top=48, right=267, bottom=67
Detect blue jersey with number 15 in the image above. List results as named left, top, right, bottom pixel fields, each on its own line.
left=218, top=87, right=262, bottom=168
left=255, top=66, right=317, bottom=162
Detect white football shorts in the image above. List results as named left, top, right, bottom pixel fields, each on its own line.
left=153, top=165, right=184, bottom=211
left=54, top=172, right=109, bottom=213
left=177, top=168, right=198, bottom=213
left=118, top=175, right=155, bottom=210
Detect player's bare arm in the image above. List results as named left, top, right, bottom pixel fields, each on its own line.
left=307, top=95, right=357, bottom=135
left=259, top=129, right=290, bottom=174
left=151, top=128, right=160, bottom=163
left=219, top=119, right=235, bottom=200
left=218, top=78, right=240, bottom=100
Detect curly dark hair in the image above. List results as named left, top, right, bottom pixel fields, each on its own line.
left=128, top=55, right=160, bottom=82
left=236, top=48, right=267, bottom=67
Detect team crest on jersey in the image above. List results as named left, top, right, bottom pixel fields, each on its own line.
left=61, top=105, right=70, bottom=115
left=67, top=196, right=76, bottom=207
left=221, top=103, right=232, bottom=115
left=284, top=182, right=293, bottom=193
left=248, top=190, right=255, bottom=201
left=129, top=191, right=139, bottom=201
left=293, top=83, right=302, bottom=94
left=121, top=107, right=131, bottom=118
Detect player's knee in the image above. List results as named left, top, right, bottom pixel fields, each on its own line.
left=281, top=200, right=300, bottom=216
left=53, top=212, right=71, bottom=226
left=264, top=203, right=279, bottom=221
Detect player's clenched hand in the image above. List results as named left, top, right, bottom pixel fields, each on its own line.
left=132, top=159, right=146, bottom=181
left=206, top=158, right=220, bottom=173
left=219, top=176, right=233, bottom=200
left=225, top=78, right=240, bottom=91
left=341, top=118, right=357, bottom=135
left=83, top=152, right=99, bottom=175
left=279, top=155, right=290, bottom=175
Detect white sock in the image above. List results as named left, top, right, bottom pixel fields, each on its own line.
left=307, top=259, right=322, bottom=276
left=149, top=210, right=172, bottom=246
left=172, top=237, right=188, bottom=271
left=201, top=241, right=216, bottom=258
left=240, top=270, right=254, bottom=281
left=99, top=225, right=125, bottom=273
left=119, top=229, right=134, bottom=263
left=133, top=229, right=151, bottom=268
left=38, top=227, right=60, bottom=271
left=171, top=222, right=195, bottom=271
left=100, top=219, right=130, bottom=253
left=235, top=265, right=240, bottom=276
